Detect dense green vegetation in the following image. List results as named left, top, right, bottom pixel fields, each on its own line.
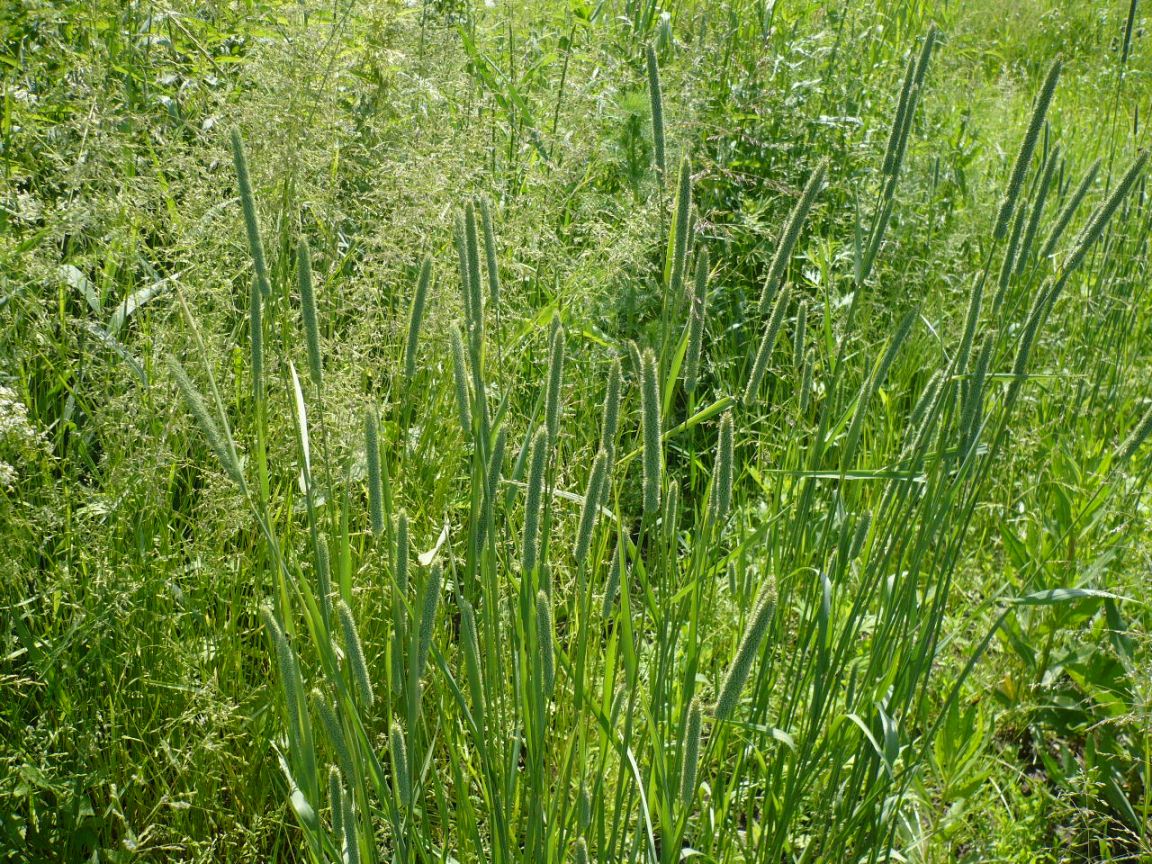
left=3, top=1, right=1152, bottom=861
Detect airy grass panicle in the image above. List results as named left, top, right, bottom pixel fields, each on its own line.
left=640, top=348, right=662, bottom=516
left=994, top=60, right=1061, bottom=240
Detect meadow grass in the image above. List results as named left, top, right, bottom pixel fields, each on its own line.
left=3, top=1, right=1152, bottom=862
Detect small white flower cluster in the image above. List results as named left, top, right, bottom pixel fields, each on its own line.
left=0, top=385, right=40, bottom=489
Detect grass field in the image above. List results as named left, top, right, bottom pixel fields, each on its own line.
left=3, top=1, right=1152, bottom=861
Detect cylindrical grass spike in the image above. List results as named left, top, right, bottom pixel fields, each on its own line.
left=454, top=212, right=472, bottom=322
left=680, top=698, right=702, bottom=807
left=392, top=511, right=409, bottom=693
left=640, top=348, right=662, bottom=516
left=449, top=323, right=472, bottom=434
left=793, top=300, right=807, bottom=369
left=317, top=534, right=333, bottom=625
left=546, top=321, right=565, bottom=447
left=759, top=161, right=826, bottom=312
left=574, top=837, right=590, bottom=864
left=1064, top=150, right=1148, bottom=276
left=337, top=599, right=374, bottom=707
left=799, top=349, right=814, bottom=414
left=955, top=275, right=983, bottom=374
left=316, top=693, right=354, bottom=785
left=1040, top=158, right=1100, bottom=259
left=523, top=426, right=549, bottom=577
left=575, top=449, right=609, bottom=567
left=995, top=202, right=1028, bottom=309
left=416, top=562, right=441, bottom=681
left=464, top=202, right=483, bottom=339
left=883, top=56, right=916, bottom=177
left=710, top=411, right=734, bottom=527
left=390, top=721, right=411, bottom=808
left=230, top=129, right=270, bottom=299
left=994, top=60, right=1061, bottom=240
left=297, top=239, right=323, bottom=390
left=340, top=783, right=359, bottom=864
left=669, top=157, right=693, bottom=298
left=478, top=196, right=501, bottom=307
left=1016, top=145, right=1060, bottom=275
left=646, top=43, right=665, bottom=176
left=850, top=512, right=872, bottom=561
left=365, top=410, right=384, bottom=537
left=536, top=589, right=555, bottom=697
left=715, top=585, right=776, bottom=721
left=249, top=276, right=263, bottom=401
left=459, top=598, right=485, bottom=732
left=1118, top=402, right=1152, bottom=463
left=167, top=356, right=244, bottom=488
left=603, top=542, right=622, bottom=618
left=404, top=257, right=432, bottom=383
left=328, top=766, right=343, bottom=840
left=601, top=358, right=622, bottom=467
left=744, top=286, right=791, bottom=404
left=684, top=249, right=708, bottom=394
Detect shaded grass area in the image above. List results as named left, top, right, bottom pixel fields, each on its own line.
left=3, top=1, right=1152, bottom=861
